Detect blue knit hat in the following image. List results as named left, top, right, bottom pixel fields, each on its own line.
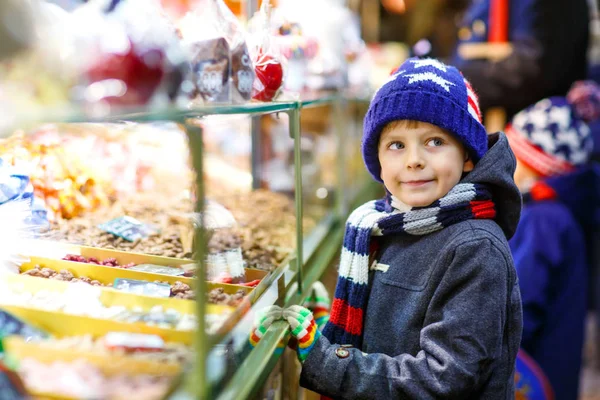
left=506, top=96, right=594, bottom=177
left=362, top=57, right=487, bottom=182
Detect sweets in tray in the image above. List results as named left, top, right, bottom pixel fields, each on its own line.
left=19, top=358, right=172, bottom=400
left=4, top=334, right=184, bottom=400
left=47, top=190, right=306, bottom=272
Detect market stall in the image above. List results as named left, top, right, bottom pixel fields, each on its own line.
left=0, top=1, right=378, bottom=398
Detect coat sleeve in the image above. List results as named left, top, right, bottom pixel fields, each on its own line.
left=508, top=205, right=567, bottom=348
left=300, top=237, right=516, bottom=399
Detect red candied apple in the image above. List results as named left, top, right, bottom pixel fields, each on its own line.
left=87, top=42, right=165, bottom=106
left=252, top=52, right=283, bottom=102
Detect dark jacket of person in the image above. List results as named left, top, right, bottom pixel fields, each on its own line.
left=451, top=0, right=589, bottom=118
left=300, top=132, right=523, bottom=399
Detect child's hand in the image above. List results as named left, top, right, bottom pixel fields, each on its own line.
left=249, top=305, right=284, bottom=349
left=283, top=305, right=322, bottom=363
left=302, top=281, right=330, bottom=330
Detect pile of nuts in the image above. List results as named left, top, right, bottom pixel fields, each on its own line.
left=22, top=266, right=106, bottom=287
left=20, top=266, right=248, bottom=306
left=33, top=335, right=192, bottom=365
left=62, top=254, right=136, bottom=268
left=207, top=287, right=247, bottom=307
left=47, top=190, right=314, bottom=272
left=19, top=358, right=173, bottom=400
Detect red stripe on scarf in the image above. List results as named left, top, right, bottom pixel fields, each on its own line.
left=470, top=200, right=496, bottom=219
left=329, top=299, right=364, bottom=336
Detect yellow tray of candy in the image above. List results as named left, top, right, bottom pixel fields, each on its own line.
left=1, top=274, right=236, bottom=344
left=4, top=337, right=181, bottom=400
left=3, top=336, right=182, bottom=376
left=24, top=241, right=269, bottom=291
left=20, top=256, right=254, bottom=297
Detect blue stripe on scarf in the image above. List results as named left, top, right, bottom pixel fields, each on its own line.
left=333, top=276, right=369, bottom=309
left=342, top=225, right=372, bottom=256
left=323, top=323, right=362, bottom=348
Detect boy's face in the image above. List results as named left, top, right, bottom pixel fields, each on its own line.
left=378, top=121, right=474, bottom=208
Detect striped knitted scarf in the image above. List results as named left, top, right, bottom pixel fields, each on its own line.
left=323, top=183, right=496, bottom=349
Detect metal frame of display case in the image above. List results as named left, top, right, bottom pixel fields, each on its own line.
left=0, top=94, right=375, bottom=400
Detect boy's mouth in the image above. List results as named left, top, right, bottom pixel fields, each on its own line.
left=402, top=179, right=433, bottom=187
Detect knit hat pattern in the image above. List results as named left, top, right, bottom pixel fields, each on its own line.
left=362, top=57, right=487, bottom=183
left=506, top=96, right=593, bottom=177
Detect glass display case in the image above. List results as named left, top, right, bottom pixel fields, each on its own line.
left=0, top=93, right=378, bottom=399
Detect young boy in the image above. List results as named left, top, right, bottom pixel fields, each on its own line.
left=253, top=57, right=523, bottom=398
left=505, top=89, right=600, bottom=400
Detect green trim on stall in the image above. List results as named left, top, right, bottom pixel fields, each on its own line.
left=215, top=179, right=381, bottom=400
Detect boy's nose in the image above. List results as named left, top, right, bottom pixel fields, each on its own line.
left=406, top=147, right=425, bottom=169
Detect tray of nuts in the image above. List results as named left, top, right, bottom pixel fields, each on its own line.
left=19, top=257, right=253, bottom=306
left=0, top=274, right=237, bottom=343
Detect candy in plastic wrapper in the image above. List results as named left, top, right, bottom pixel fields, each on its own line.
left=103, top=332, right=165, bottom=352
left=98, top=216, right=158, bottom=242
left=113, top=279, right=171, bottom=298
left=190, top=38, right=230, bottom=102
left=129, top=264, right=185, bottom=276
left=231, top=43, right=254, bottom=101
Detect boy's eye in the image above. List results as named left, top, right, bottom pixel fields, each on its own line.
left=388, top=141, right=404, bottom=150
left=426, top=137, right=444, bottom=147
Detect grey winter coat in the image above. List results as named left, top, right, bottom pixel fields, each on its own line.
left=300, top=132, right=523, bottom=399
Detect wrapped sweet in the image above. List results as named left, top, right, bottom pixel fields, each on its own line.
left=178, top=0, right=254, bottom=104
left=72, top=0, right=188, bottom=107
left=248, top=0, right=284, bottom=102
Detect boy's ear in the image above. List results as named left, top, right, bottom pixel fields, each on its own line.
left=463, top=153, right=474, bottom=173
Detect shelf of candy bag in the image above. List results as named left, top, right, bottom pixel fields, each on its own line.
left=0, top=0, right=369, bottom=135
left=21, top=241, right=269, bottom=304
left=0, top=269, right=235, bottom=399
left=0, top=298, right=196, bottom=400
left=0, top=119, right=308, bottom=346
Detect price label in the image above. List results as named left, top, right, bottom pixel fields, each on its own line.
left=128, top=264, right=185, bottom=276
left=98, top=216, right=158, bottom=242
left=113, top=279, right=171, bottom=298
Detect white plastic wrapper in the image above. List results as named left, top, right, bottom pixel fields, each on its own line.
left=178, top=0, right=254, bottom=104
left=71, top=0, right=187, bottom=106
left=247, top=0, right=285, bottom=101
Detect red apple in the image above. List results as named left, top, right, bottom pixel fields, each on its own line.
left=252, top=52, right=283, bottom=102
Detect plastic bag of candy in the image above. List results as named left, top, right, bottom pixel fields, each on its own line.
left=178, top=0, right=254, bottom=104
left=72, top=0, right=188, bottom=107
left=247, top=0, right=285, bottom=102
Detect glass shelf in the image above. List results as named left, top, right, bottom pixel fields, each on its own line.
left=0, top=90, right=367, bottom=139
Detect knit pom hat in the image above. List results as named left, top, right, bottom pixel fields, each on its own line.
left=506, top=82, right=598, bottom=177
left=362, top=57, right=487, bottom=182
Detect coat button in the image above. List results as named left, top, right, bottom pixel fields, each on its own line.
left=472, top=19, right=486, bottom=37
left=335, top=347, right=350, bottom=358
left=458, top=27, right=472, bottom=41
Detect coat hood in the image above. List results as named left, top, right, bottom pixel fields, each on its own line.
left=462, top=132, right=522, bottom=239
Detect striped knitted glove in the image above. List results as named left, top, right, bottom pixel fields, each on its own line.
left=249, top=305, right=283, bottom=349
left=283, top=305, right=321, bottom=363
left=302, top=281, right=330, bottom=330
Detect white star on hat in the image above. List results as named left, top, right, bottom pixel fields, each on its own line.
left=530, top=129, right=557, bottom=153
left=403, top=72, right=455, bottom=92
left=548, top=106, right=571, bottom=130
left=410, top=58, right=448, bottom=72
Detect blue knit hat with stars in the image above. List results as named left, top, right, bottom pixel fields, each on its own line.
left=506, top=96, right=594, bottom=177
left=362, top=57, right=487, bottom=182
